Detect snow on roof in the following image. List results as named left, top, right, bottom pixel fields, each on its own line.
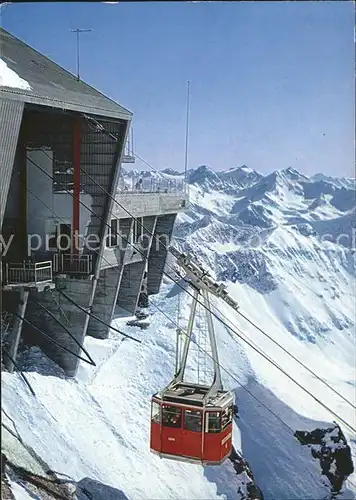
left=0, top=28, right=131, bottom=120
left=0, top=57, right=32, bottom=90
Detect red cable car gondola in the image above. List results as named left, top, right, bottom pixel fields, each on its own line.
left=150, top=382, right=234, bottom=465
left=150, top=274, right=235, bottom=466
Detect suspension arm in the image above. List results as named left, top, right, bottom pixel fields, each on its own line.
left=169, top=247, right=240, bottom=312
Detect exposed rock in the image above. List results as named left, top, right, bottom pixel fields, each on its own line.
left=2, top=453, right=76, bottom=499
left=229, top=447, right=264, bottom=499
left=218, top=166, right=263, bottom=190
left=295, top=424, right=354, bottom=495
left=188, top=165, right=227, bottom=191
left=217, top=250, right=278, bottom=294
left=1, top=454, right=15, bottom=500
left=161, top=168, right=182, bottom=176
left=291, top=223, right=317, bottom=237
left=2, top=452, right=130, bottom=499
left=235, top=204, right=274, bottom=229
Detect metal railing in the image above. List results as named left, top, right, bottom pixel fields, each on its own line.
left=117, top=176, right=186, bottom=195
left=3, top=261, right=53, bottom=286
left=53, top=253, right=93, bottom=276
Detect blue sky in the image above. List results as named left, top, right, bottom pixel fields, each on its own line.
left=1, top=1, right=354, bottom=177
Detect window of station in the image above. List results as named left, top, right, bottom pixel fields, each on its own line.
left=45, top=220, right=58, bottom=250
left=107, top=218, right=118, bottom=247
left=162, top=405, right=182, bottom=428
left=53, top=156, right=74, bottom=193
left=151, top=402, right=161, bottom=424
left=221, top=406, right=233, bottom=430
left=59, top=224, right=71, bottom=252
left=184, top=410, right=202, bottom=432
left=48, top=228, right=58, bottom=250
left=205, top=411, right=221, bottom=433
left=133, top=217, right=144, bottom=243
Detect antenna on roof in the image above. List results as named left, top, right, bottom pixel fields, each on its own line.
left=184, top=80, right=191, bottom=196
left=70, top=28, right=93, bottom=81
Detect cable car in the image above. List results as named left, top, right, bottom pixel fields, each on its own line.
left=150, top=283, right=235, bottom=465
left=150, top=382, right=234, bottom=465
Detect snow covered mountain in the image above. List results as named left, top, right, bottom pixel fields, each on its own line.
left=2, top=165, right=355, bottom=499
left=173, top=165, right=356, bottom=496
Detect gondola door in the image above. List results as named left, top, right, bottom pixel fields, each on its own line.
left=160, top=404, right=183, bottom=457
left=181, top=408, right=203, bottom=460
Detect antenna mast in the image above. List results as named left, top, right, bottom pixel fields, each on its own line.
left=184, top=80, right=190, bottom=195
left=70, top=28, right=93, bottom=81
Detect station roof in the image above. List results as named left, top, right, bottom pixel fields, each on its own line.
left=0, top=28, right=132, bottom=121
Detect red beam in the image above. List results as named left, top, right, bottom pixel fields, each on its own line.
left=73, top=117, right=81, bottom=254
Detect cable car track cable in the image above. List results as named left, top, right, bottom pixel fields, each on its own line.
left=149, top=300, right=356, bottom=489
left=211, top=301, right=356, bottom=410
left=17, top=171, right=356, bottom=482
left=11, top=146, right=356, bottom=481
left=182, top=290, right=356, bottom=434
left=57, top=290, right=141, bottom=344
left=27, top=151, right=356, bottom=432
left=25, top=161, right=302, bottom=438
left=2, top=347, right=36, bottom=397
left=24, top=184, right=141, bottom=345
left=68, top=121, right=356, bottom=413
left=13, top=313, right=100, bottom=366
left=25, top=184, right=123, bottom=280
left=151, top=300, right=296, bottom=435
left=71, top=157, right=356, bottom=431
left=30, top=298, right=96, bottom=366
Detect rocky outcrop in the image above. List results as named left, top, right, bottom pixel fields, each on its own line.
left=2, top=453, right=76, bottom=500
left=2, top=453, right=129, bottom=500
left=295, top=424, right=354, bottom=496
left=217, top=250, right=278, bottom=294
left=229, top=447, right=264, bottom=499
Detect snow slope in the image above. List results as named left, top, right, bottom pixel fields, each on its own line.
left=2, top=165, right=356, bottom=499
left=2, top=309, right=246, bottom=500
left=173, top=165, right=356, bottom=496
left=8, top=480, right=34, bottom=500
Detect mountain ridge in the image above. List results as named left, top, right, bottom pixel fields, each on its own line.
left=2, top=164, right=355, bottom=499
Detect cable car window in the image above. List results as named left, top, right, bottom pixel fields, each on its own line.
left=206, top=411, right=221, bottom=433
left=184, top=410, right=202, bottom=432
left=221, top=406, right=233, bottom=430
left=162, top=406, right=182, bottom=428
left=151, top=401, right=161, bottom=424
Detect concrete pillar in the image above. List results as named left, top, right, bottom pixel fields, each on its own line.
left=117, top=215, right=157, bottom=315
left=4, top=288, right=29, bottom=372
left=86, top=218, right=132, bottom=339
left=147, top=213, right=176, bottom=295
left=25, top=277, right=93, bottom=377
left=86, top=265, right=123, bottom=339
left=137, top=262, right=149, bottom=309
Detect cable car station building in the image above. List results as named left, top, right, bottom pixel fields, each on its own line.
left=0, top=28, right=186, bottom=376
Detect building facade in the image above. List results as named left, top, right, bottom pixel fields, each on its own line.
left=0, top=28, right=186, bottom=376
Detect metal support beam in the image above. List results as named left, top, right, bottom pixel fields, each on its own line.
left=4, top=288, right=29, bottom=373
left=203, top=289, right=223, bottom=396
left=174, top=287, right=199, bottom=382
left=110, top=218, right=134, bottom=312
left=72, top=117, right=81, bottom=254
